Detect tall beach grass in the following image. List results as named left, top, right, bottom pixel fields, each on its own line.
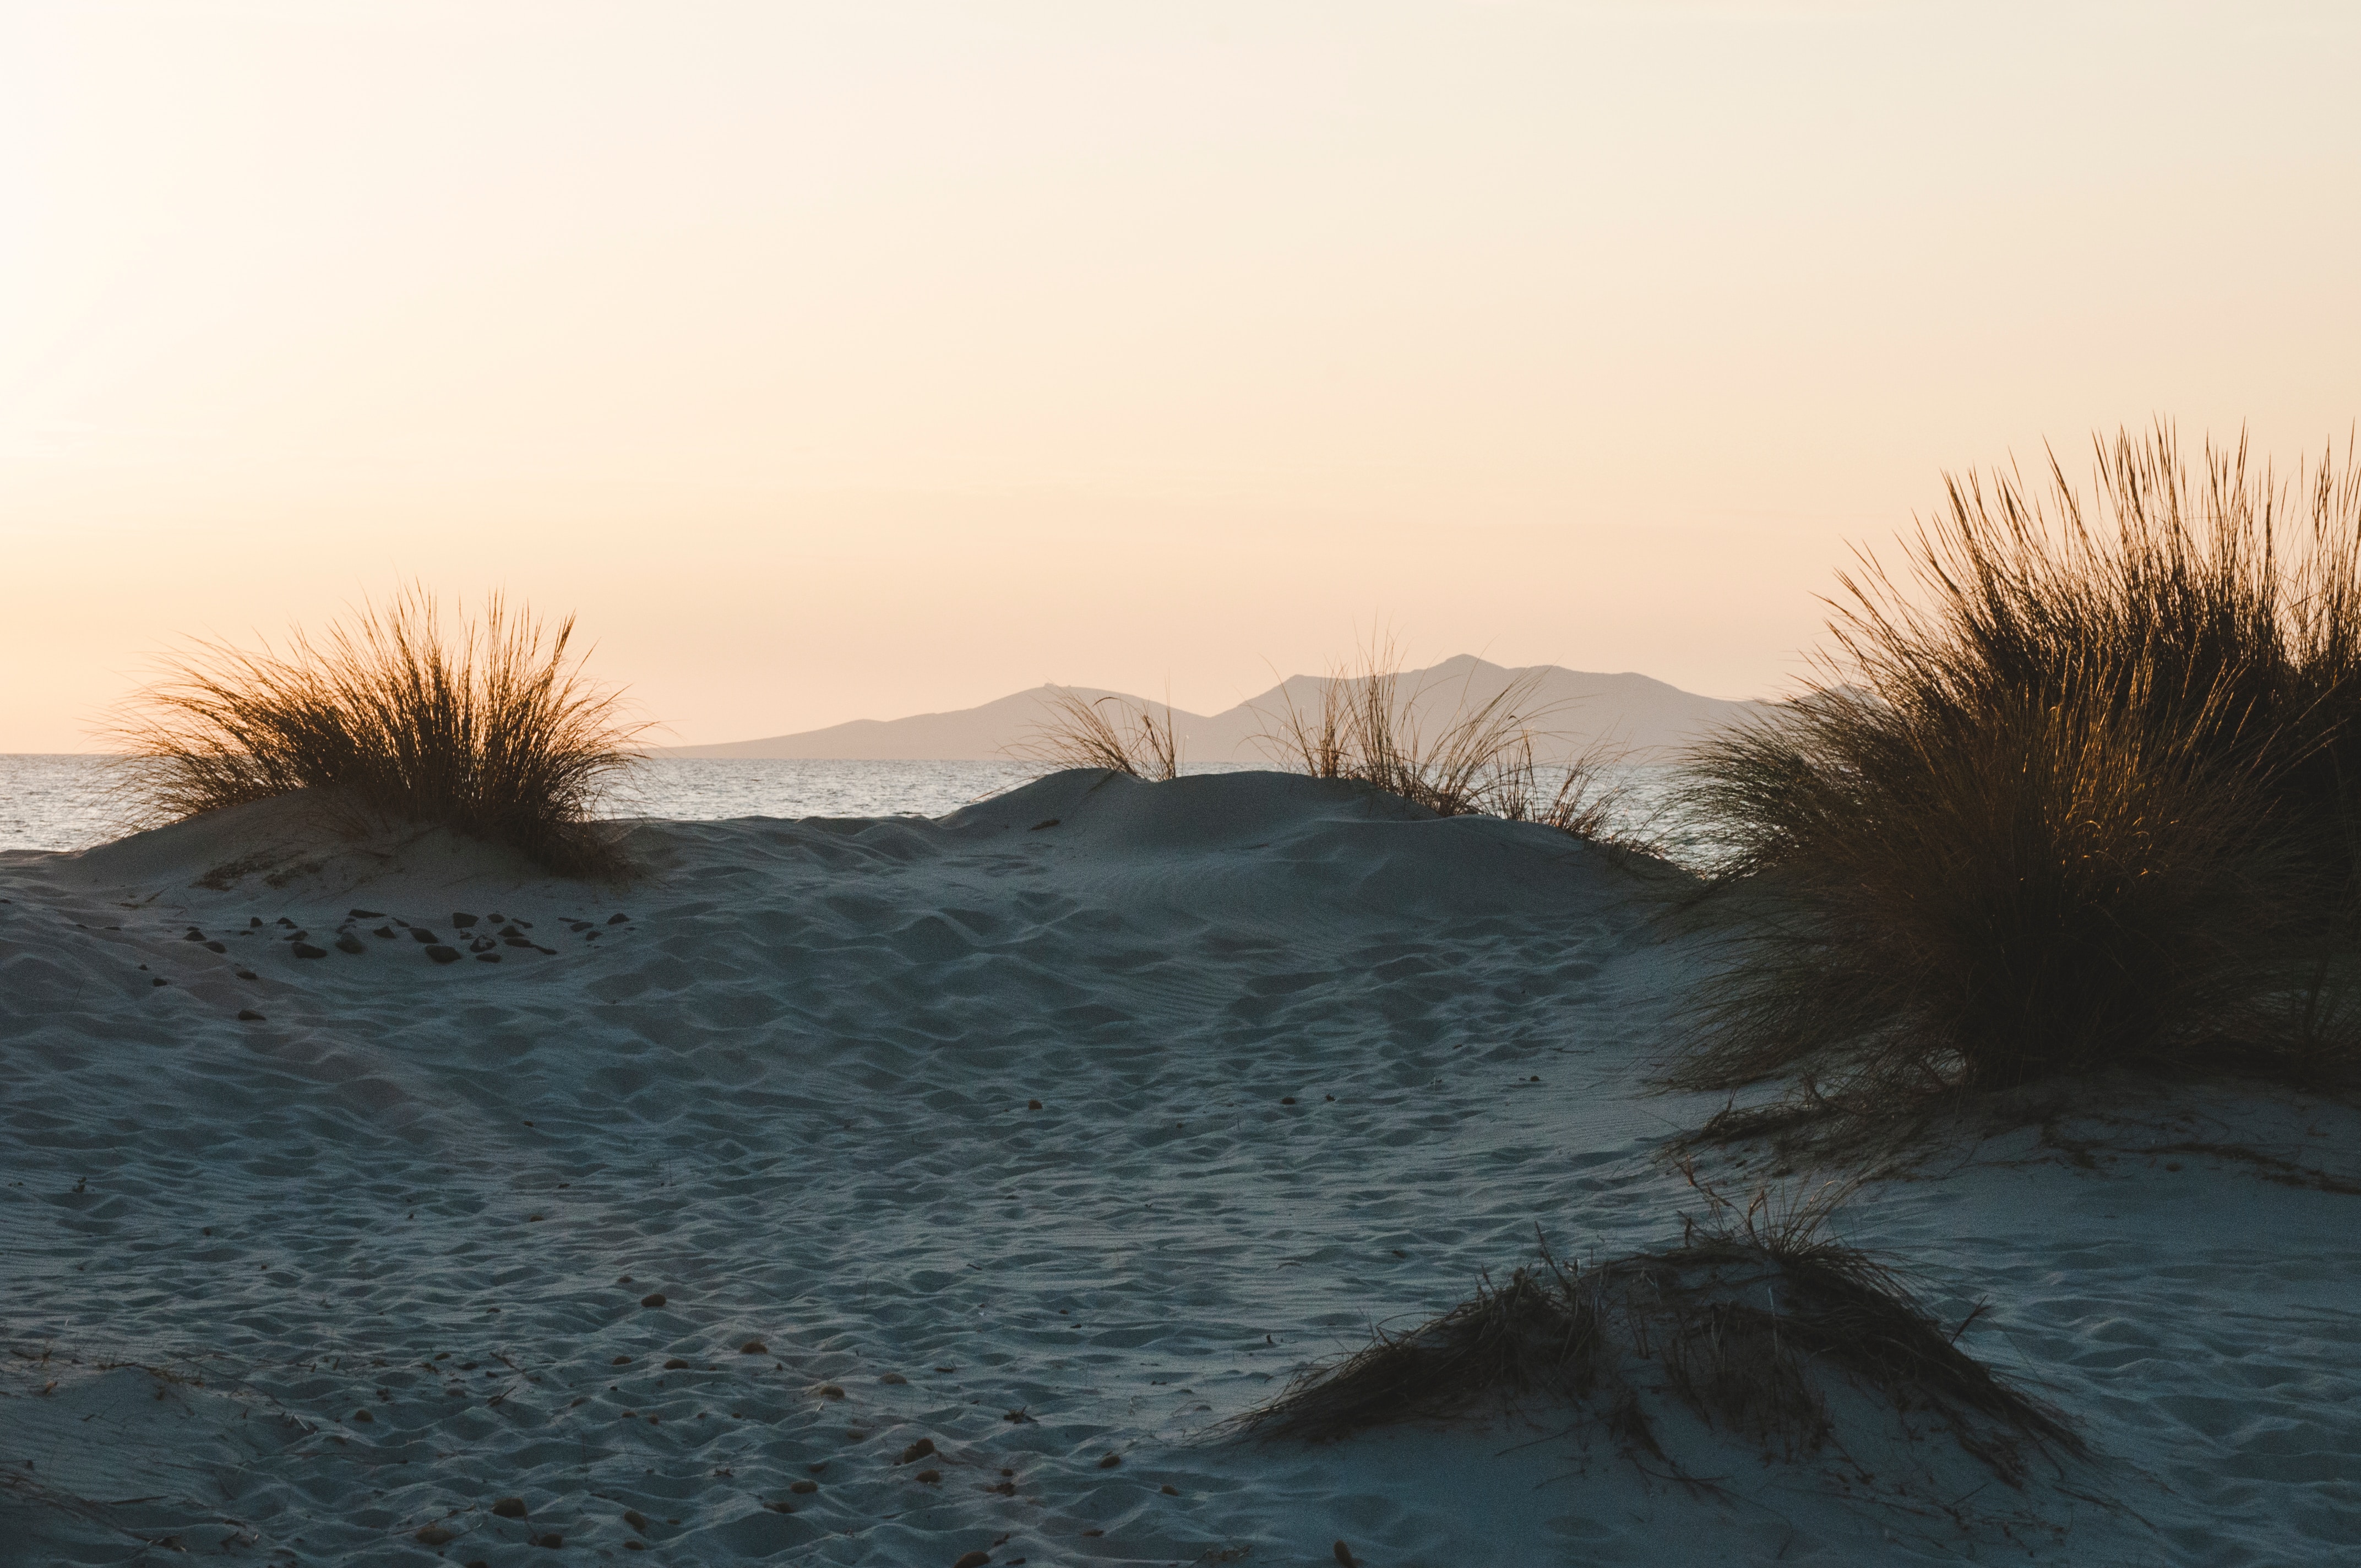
left=114, top=588, right=646, bottom=878
left=1253, top=639, right=1641, bottom=841
left=1673, top=426, right=2361, bottom=1119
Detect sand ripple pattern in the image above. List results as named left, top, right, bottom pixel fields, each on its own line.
left=1, top=770, right=2355, bottom=1565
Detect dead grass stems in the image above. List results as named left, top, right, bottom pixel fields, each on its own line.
left=112, top=586, right=646, bottom=878
left=1231, top=1172, right=2076, bottom=1485
left=1253, top=638, right=1650, bottom=846
left=1011, top=689, right=1183, bottom=780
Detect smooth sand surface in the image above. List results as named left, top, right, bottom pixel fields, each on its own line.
left=1, top=770, right=2355, bottom=1565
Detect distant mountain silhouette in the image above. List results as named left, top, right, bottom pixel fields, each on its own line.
left=661, top=657, right=1761, bottom=763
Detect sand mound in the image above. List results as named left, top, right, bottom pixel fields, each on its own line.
left=1, top=770, right=2354, bottom=1564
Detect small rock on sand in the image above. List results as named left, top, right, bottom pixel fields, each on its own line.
left=425, top=946, right=461, bottom=964
left=663, top=1358, right=690, bottom=1369
left=1097, top=1452, right=1121, bottom=1468
left=534, top=1532, right=563, bottom=1548
left=292, top=943, right=326, bottom=959
left=789, top=1479, right=818, bottom=1495
left=237, top=1009, right=265, bottom=1022
left=640, top=1292, right=667, bottom=1308
left=816, top=1383, right=845, bottom=1399
left=954, top=1553, right=992, bottom=1568
left=1027, top=1099, right=1043, bottom=1110
left=740, top=1340, right=768, bottom=1354
left=898, top=1437, right=935, bottom=1463
left=335, top=935, right=365, bottom=954
left=915, top=1467, right=942, bottom=1484
left=415, top=1525, right=454, bottom=1545
left=491, top=1496, right=527, bottom=1519
left=453, top=913, right=478, bottom=928
left=411, top=928, right=439, bottom=943
left=1334, top=1542, right=1356, bottom=1566
left=351, top=1408, right=373, bottom=1422
left=623, top=1510, right=648, bottom=1530
left=878, top=1370, right=905, bottom=1384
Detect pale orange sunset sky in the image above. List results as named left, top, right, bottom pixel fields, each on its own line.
left=3, top=1, right=2356, bottom=750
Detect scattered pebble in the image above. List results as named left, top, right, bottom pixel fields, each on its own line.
left=878, top=1370, right=906, bottom=1384
left=623, top=1510, right=648, bottom=1531
left=740, top=1340, right=768, bottom=1355
left=351, top=1408, right=373, bottom=1423
left=640, top=1292, right=667, bottom=1308
left=915, top=1467, right=942, bottom=1484
left=453, top=913, right=479, bottom=928
left=1027, top=1099, right=1043, bottom=1110
left=789, top=1479, right=818, bottom=1495
left=411, top=929, right=439, bottom=944
left=663, top=1358, right=690, bottom=1370
left=415, top=1525, right=454, bottom=1545
left=1281, top=1096, right=1297, bottom=1105
left=534, top=1532, right=563, bottom=1549
left=1097, top=1452, right=1122, bottom=1468
left=608, top=913, right=630, bottom=924
left=292, top=943, right=326, bottom=959
left=1334, top=1542, right=1356, bottom=1566
left=1162, top=1484, right=1180, bottom=1495
left=899, top=1438, right=936, bottom=1464
left=334, top=935, right=365, bottom=954
left=491, top=1496, right=527, bottom=1519
left=953, top=1553, right=991, bottom=1568
left=235, top=968, right=257, bottom=980
left=816, top=1383, right=845, bottom=1400
left=237, top=1009, right=265, bottom=1022
left=425, top=946, right=461, bottom=965
left=475, top=952, right=502, bottom=963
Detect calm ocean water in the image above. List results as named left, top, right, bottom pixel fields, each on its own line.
left=0, top=756, right=1266, bottom=853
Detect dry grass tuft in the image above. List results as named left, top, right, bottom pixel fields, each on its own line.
left=1672, top=426, right=2361, bottom=1117
left=1013, top=689, right=1183, bottom=780
left=113, top=587, right=647, bottom=878
left=1254, top=638, right=1646, bottom=843
left=1232, top=1176, right=2077, bottom=1484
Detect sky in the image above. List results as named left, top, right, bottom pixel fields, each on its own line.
left=3, top=1, right=2357, bottom=750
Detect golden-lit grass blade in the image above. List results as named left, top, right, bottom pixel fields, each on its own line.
left=113, top=587, right=649, bottom=878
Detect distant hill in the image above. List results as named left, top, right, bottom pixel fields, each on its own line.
left=660, top=656, right=1761, bottom=763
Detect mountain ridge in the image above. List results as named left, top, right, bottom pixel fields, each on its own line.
left=659, top=656, right=1761, bottom=762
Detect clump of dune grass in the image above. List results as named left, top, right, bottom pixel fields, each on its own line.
left=1232, top=1173, right=2076, bottom=1483
left=1013, top=689, right=1183, bottom=780
left=1254, top=638, right=1647, bottom=844
left=1672, top=426, right=2361, bottom=1124
left=113, top=587, right=646, bottom=878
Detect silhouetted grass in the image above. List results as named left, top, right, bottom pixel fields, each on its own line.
left=1013, top=689, right=1182, bottom=780
left=1672, top=426, right=2361, bottom=1117
left=115, top=588, right=646, bottom=877
left=1254, top=638, right=1647, bottom=843
left=1232, top=1174, right=2075, bottom=1483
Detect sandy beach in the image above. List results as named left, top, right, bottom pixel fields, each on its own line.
left=0, top=769, right=2352, bottom=1565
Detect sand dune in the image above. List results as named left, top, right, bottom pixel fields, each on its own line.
left=3, top=772, right=2356, bottom=1564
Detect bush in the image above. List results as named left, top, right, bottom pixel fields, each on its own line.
left=115, top=588, right=646, bottom=877
left=1673, top=426, right=2361, bottom=1110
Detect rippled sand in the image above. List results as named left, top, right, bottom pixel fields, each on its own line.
left=2, top=770, right=2355, bottom=1565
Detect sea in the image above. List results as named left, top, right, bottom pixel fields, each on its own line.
left=0, top=755, right=1266, bottom=854
left=0, top=754, right=1693, bottom=858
